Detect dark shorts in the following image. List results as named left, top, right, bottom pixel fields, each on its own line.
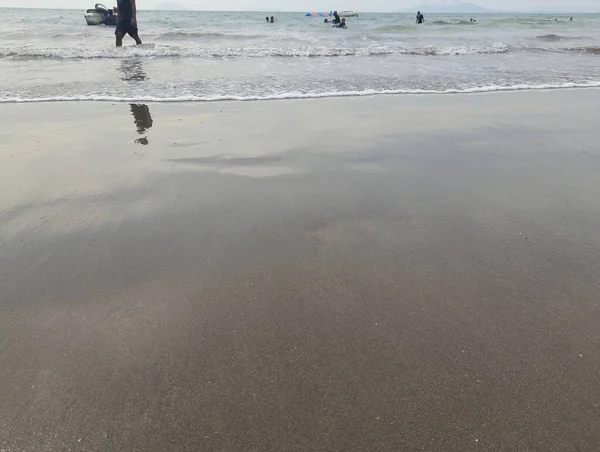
left=115, top=18, right=138, bottom=36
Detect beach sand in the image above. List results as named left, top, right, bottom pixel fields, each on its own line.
left=1, top=90, right=599, bottom=451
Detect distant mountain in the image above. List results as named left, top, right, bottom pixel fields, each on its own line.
left=155, top=2, right=188, bottom=10
left=410, top=1, right=491, bottom=13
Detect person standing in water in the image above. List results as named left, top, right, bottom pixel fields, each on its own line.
left=115, top=0, right=142, bottom=47
left=416, top=11, right=425, bottom=24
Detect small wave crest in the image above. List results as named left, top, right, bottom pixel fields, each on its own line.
left=411, top=43, right=507, bottom=55
left=0, top=43, right=509, bottom=60
left=536, top=34, right=565, bottom=41
left=580, top=46, right=600, bottom=54
left=156, top=31, right=265, bottom=41
left=431, top=20, right=475, bottom=26
left=373, top=25, right=413, bottom=33
left=552, top=46, right=600, bottom=55
left=3, top=82, right=599, bottom=104
left=0, top=45, right=391, bottom=59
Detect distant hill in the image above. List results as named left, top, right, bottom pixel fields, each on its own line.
left=410, top=1, right=491, bottom=13
left=155, top=2, right=188, bottom=10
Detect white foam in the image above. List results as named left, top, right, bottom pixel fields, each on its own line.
left=416, top=43, right=509, bottom=55
left=2, top=82, right=599, bottom=104
left=0, top=43, right=509, bottom=59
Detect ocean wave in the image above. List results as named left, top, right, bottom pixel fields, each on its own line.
left=373, top=25, right=413, bottom=33
left=431, top=20, right=475, bottom=26
left=578, top=46, right=600, bottom=54
left=0, top=45, right=391, bottom=59
left=0, top=43, right=509, bottom=60
left=3, top=82, right=599, bottom=104
left=156, top=31, right=266, bottom=41
left=536, top=34, right=565, bottom=41
left=410, top=43, right=508, bottom=55
left=539, top=45, right=600, bottom=54
left=534, top=34, right=586, bottom=42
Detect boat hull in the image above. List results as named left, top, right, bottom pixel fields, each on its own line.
left=85, top=10, right=105, bottom=25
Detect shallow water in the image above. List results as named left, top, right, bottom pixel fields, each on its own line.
left=1, top=8, right=599, bottom=102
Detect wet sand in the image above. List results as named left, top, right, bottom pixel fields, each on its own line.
left=1, top=90, right=600, bottom=451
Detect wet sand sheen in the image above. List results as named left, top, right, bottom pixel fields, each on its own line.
left=1, top=91, right=600, bottom=451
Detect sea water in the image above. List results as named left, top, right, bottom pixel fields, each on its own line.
left=1, top=8, right=599, bottom=103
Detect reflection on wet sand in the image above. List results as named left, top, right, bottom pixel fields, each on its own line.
left=130, top=104, right=153, bottom=145
left=117, top=59, right=153, bottom=145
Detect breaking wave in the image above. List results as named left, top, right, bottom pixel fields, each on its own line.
left=578, top=46, right=600, bottom=54
left=539, top=45, right=600, bottom=54
left=3, top=81, right=600, bottom=104
left=0, top=43, right=510, bottom=60
left=431, top=20, right=476, bottom=26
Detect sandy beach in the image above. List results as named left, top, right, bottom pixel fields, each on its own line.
left=1, top=90, right=599, bottom=451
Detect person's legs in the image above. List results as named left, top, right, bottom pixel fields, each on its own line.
left=115, top=31, right=125, bottom=47
left=128, top=29, right=142, bottom=45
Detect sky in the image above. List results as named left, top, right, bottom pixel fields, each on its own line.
left=0, top=0, right=597, bottom=12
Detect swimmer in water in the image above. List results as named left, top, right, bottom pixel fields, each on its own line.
left=334, top=18, right=347, bottom=29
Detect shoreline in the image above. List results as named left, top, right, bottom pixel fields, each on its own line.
left=2, top=83, right=600, bottom=104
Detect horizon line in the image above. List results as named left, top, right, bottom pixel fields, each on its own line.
left=0, top=6, right=597, bottom=14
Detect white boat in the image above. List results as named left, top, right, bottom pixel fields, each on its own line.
left=85, top=10, right=104, bottom=25
left=84, top=3, right=118, bottom=26
left=338, top=11, right=359, bottom=17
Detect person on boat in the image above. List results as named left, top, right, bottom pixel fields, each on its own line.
left=332, top=11, right=341, bottom=24
left=416, top=11, right=425, bottom=24
left=115, top=0, right=142, bottom=46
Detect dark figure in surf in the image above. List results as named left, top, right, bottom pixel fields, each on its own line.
left=416, top=11, right=425, bottom=24
left=332, top=11, right=341, bottom=24
left=115, top=0, right=142, bottom=47
left=334, top=18, right=347, bottom=29
left=270, top=16, right=275, bottom=23
left=266, top=17, right=269, bottom=22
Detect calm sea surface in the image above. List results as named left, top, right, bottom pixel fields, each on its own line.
left=1, top=8, right=599, bottom=102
